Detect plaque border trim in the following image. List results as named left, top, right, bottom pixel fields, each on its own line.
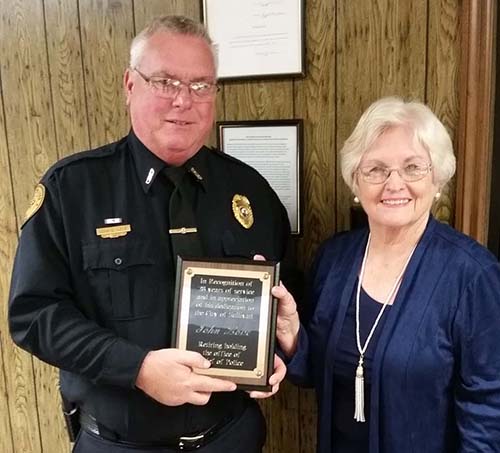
left=172, top=256, right=279, bottom=391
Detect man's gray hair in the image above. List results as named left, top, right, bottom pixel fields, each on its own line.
left=130, top=15, right=218, bottom=73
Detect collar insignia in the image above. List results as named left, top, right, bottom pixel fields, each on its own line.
left=145, top=168, right=155, bottom=185
left=24, top=184, right=46, bottom=224
left=189, top=166, right=203, bottom=181
left=232, top=194, right=254, bottom=229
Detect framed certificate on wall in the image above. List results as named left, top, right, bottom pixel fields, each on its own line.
left=202, top=0, right=305, bottom=80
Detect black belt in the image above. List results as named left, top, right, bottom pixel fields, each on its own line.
left=79, top=411, right=235, bottom=451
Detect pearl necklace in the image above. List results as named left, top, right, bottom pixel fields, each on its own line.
left=353, top=233, right=417, bottom=422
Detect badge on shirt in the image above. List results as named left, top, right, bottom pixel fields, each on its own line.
left=23, top=183, right=46, bottom=224
left=232, top=194, right=254, bottom=229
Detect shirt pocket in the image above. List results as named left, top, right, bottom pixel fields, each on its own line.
left=221, top=229, right=258, bottom=259
left=82, top=238, right=158, bottom=320
left=221, top=228, right=280, bottom=262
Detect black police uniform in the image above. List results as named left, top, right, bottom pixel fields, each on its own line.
left=8, top=131, right=290, bottom=452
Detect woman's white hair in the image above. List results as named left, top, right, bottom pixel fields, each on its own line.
left=129, top=15, right=218, bottom=73
left=340, top=96, right=456, bottom=192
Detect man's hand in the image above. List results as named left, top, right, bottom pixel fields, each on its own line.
left=248, top=354, right=286, bottom=399
left=136, top=348, right=236, bottom=406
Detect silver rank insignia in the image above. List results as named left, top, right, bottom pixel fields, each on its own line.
left=232, top=194, right=254, bottom=229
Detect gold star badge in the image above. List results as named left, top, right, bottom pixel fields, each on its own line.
left=24, top=183, right=46, bottom=224
left=232, top=194, right=254, bottom=229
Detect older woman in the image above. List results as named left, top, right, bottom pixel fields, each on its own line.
left=274, top=97, right=500, bottom=452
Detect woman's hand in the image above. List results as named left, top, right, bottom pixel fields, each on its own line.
left=248, top=354, right=286, bottom=399
left=272, top=283, right=300, bottom=357
left=253, top=255, right=300, bottom=357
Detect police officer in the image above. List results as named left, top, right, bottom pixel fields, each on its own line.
left=8, top=15, right=289, bottom=453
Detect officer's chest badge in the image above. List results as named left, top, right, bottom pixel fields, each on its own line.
left=232, top=194, right=254, bottom=229
left=24, top=183, right=46, bottom=224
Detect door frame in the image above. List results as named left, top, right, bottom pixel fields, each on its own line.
left=455, top=0, right=497, bottom=245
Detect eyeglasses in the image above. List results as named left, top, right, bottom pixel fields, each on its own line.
left=357, top=162, right=432, bottom=184
left=133, top=68, right=219, bottom=103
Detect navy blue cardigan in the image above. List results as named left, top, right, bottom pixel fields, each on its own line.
left=287, top=216, right=500, bottom=452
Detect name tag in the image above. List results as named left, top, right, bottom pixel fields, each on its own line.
left=96, top=224, right=131, bottom=238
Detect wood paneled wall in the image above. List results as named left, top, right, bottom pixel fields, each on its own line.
left=0, top=1, right=460, bottom=452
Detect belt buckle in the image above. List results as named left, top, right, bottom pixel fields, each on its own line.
left=178, top=433, right=204, bottom=451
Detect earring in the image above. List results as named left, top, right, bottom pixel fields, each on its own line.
left=434, top=192, right=441, bottom=200
left=354, top=196, right=360, bottom=204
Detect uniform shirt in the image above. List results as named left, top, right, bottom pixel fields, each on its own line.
left=8, top=131, right=290, bottom=442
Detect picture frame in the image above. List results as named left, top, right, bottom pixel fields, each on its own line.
left=172, top=256, right=280, bottom=391
left=201, top=0, right=305, bottom=81
left=217, top=119, right=303, bottom=235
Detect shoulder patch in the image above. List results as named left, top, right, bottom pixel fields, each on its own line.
left=24, top=183, right=46, bottom=224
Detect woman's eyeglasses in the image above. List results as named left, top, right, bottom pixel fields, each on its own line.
left=357, top=162, right=432, bottom=184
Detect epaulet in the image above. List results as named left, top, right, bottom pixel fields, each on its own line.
left=207, top=146, right=265, bottom=175
left=43, top=137, right=126, bottom=180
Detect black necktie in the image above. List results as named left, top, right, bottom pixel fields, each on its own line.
left=163, top=166, right=203, bottom=262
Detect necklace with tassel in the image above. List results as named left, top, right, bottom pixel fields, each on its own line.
left=354, top=234, right=417, bottom=422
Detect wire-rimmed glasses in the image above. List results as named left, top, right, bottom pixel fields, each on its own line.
left=133, top=68, right=219, bottom=103
left=357, top=162, right=432, bottom=184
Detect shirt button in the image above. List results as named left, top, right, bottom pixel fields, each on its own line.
left=114, top=257, right=122, bottom=266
